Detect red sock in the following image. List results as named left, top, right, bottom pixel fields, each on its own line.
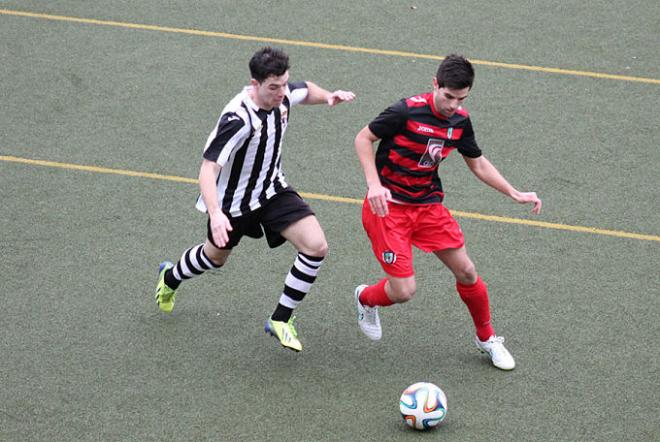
left=456, top=276, right=495, bottom=341
left=359, top=278, right=394, bottom=307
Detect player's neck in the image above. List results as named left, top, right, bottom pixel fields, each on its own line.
left=247, top=86, right=275, bottom=111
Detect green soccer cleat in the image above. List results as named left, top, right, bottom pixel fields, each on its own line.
left=155, top=261, right=176, bottom=313
left=265, top=316, right=302, bottom=352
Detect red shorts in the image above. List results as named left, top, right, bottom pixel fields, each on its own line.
left=361, top=199, right=465, bottom=278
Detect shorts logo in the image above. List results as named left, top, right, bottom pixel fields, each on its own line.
left=382, top=250, right=397, bottom=265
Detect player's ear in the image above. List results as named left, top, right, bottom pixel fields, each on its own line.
left=250, top=78, right=260, bottom=88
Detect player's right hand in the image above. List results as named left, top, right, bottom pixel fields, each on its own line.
left=367, top=184, right=392, bottom=217
left=209, top=209, right=233, bottom=247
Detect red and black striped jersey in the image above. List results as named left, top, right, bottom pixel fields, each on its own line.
left=368, top=92, right=482, bottom=204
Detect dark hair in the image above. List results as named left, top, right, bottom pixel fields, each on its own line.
left=249, top=47, right=290, bottom=83
left=436, top=54, right=474, bottom=89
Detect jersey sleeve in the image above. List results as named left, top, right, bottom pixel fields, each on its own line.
left=288, top=81, right=309, bottom=106
left=368, top=99, right=407, bottom=139
left=456, top=118, right=482, bottom=158
left=202, top=112, right=249, bottom=166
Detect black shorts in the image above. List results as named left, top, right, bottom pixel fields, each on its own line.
left=207, top=189, right=315, bottom=250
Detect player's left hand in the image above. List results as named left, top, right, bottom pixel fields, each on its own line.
left=512, top=191, right=542, bottom=214
left=327, top=90, right=356, bottom=106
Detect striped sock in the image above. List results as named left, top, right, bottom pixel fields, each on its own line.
left=271, top=252, right=325, bottom=322
left=164, top=244, right=222, bottom=289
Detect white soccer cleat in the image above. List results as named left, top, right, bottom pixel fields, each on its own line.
left=475, top=335, right=515, bottom=370
left=354, top=284, right=382, bottom=341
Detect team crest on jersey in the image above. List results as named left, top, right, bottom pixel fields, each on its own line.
left=382, top=250, right=397, bottom=265
left=418, top=138, right=446, bottom=168
left=280, top=108, right=288, bottom=127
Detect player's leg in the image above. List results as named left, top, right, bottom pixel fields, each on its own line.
left=433, top=247, right=491, bottom=337
left=261, top=191, right=325, bottom=351
left=355, top=199, right=415, bottom=340
left=155, top=218, right=235, bottom=313
left=434, top=247, right=515, bottom=370
left=354, top=275, right=416, bottom=341
left=410, top=204, right=491, bottom=339
left=360, top=275, right=416, bottom=305
left=275, top=213, right=328, bottom=321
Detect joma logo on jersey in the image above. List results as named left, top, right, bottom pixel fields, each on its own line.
left=382, top=251, right=397, bottom=265
left=416, top=125, right=435, bottom=134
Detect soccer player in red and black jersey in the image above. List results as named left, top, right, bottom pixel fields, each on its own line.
left=353, top=54, right=541, bottom=370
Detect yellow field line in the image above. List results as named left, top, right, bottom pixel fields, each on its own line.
left=1, top=8, right=659, bottom=85
left=2, top=155, right=658, bottom=242
left=0, top=155, right=198, bottom=184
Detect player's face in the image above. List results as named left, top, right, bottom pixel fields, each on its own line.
left=433, top=80, right=470, bottom=117
left=251, top=71, right=289, bottom=110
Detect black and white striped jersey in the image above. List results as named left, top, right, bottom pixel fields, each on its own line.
left=195, top=82, right=309, bottom=217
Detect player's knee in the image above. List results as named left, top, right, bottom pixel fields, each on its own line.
left=203, top=242, right=230, bottom=266
left=454, top=262, right=477, bottom=284
left=209, top=255, right=228, bottom=267
left=206, top=252, right=228, bottom=267
left=302, top=238, right=328, bottom=258
left=390, top=281, right=416, bottom=303
left=397, top=288, right=416, bottom=303
left=316, top=239, right=329, bottom=257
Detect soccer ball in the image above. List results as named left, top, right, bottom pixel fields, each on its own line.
left=399, top=382, right=448, bottom=430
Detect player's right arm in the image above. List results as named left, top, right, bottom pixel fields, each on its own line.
left=198, top=160, right=233, bottom=247
left=355, top=126, right=391, bottom=217
left=355, top=100, right=406, bottom=217
left=198, top=111, right=248, bottom=247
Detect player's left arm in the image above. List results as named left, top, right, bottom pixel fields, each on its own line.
left=302, top=81, right=356, bottom=106
left=463, top=155, right=542, bottom=214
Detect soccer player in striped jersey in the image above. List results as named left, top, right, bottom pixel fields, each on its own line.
left=353, top=54, right=541, bottom=370
left=155, top=47, right=355, bottom=352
